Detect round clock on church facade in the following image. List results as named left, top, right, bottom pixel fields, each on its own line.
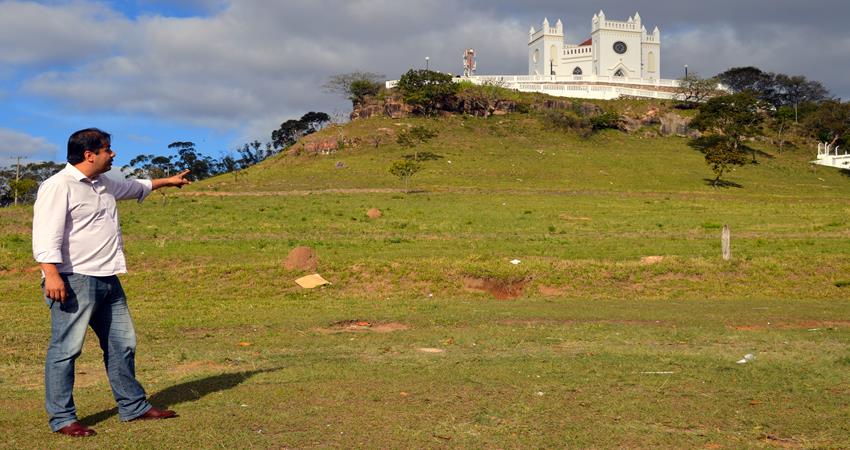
left=613, top=41, right=627, bottom=54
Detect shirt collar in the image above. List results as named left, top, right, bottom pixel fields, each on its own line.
left=64, top=163, right=95, bottom=182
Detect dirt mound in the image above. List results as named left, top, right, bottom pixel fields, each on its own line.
left=640, top=256, right=664, bottom=265
left=366, top=208, right=382, bottom=219
left=283, top=246, right=317, bottom=271
left=463, top=277, right=529, bottom=300
left=315, top=320, right=409, bottom=334
left=538, top=285, right=567, bottom=297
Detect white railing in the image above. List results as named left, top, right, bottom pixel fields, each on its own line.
left=813, top=142, right=850, bottom=169
left=465, top=74, right=680, bottom=88
left=384, top=74, right=682, bottom=100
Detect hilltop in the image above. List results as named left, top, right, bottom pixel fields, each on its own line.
left=193, top=98, right=844, bottom=198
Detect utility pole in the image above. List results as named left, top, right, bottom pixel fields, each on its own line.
left=13, top=156, right=22, bottom=206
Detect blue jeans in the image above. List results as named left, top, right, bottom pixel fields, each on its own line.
left=44, top=274, right=152, bottom=431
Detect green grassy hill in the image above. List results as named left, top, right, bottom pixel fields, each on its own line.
left=201, top=112, right=848, bottom=196
left=2, top=103, right=849, bottom=448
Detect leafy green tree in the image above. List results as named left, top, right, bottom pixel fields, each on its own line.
left=396, top=126, right=438, bottom=161
left=271, top=112, right=329, bottom=149
left=691, top=135, right=749, bottom=186
left=389, top=160, right=422, bottom=193
left=803, top=100, right=850, bottom=147
left=690, top=93, right=765, bottom=184
left=7, top=177, right=38, bottom=205
left=169, top=141, right=213, bottom=179
left=676, top=73, right=720, bottom=106
left=218, top=154, right=242, bottom=182
left=300, top=111, right=331, bottom=132
left=396, top=69, right=458, bottom=115
left=716, top=66, right=775, bottom=96
left=323, top=72, right=385, bottom=106
left=124, top=154, right=175, bottom=179
left=772, top=74, right=830, bottom=122
left=271, top=119, right=306, bottom=149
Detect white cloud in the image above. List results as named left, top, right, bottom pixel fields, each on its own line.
left=0, top=128, right=60, bottom=166
left=7, top=0, right=850, bottom=149
left=0, top=1, right=130, bottom=66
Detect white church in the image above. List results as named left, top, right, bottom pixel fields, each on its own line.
left=388, top=10, right=680, bottom=100
left=528, top=11, right=661, bottom=81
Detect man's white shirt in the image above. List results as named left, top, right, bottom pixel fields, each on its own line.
left=32, top=164, right=152, bottom=276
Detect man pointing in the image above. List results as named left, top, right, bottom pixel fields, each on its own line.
left=32, top=128, right=190, bottom=437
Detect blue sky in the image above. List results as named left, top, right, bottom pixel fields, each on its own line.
left=2, top=0, right=849, bottom=171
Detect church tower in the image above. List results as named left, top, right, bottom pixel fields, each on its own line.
left=528, top=18, right=564, bottom=76
left=591, top=10, right=645, bottom=79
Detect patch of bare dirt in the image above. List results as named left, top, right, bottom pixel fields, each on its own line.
left=313, top=320, right=409, bottom=334
left=498, top=318, right=669, bottom=327
left=537, top=285, right=567, bottom=297
left=366, top=208, right=382, bottom=219
left=640, top=256, right=665, bottom=265
left=0, top=266, right=41, bottom=275
left=463, top=277, right=529, bottom=300
left=283, top=246, right=317, bottom=271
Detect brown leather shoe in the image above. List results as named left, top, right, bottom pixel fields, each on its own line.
left=56, top=422, right=96, bottom=437
left=131, top=407, right=178, bottom=421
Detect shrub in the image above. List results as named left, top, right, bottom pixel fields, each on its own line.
left=543, top=109, right=591, bottom=136
left=396, top=69, right=459, bottom=115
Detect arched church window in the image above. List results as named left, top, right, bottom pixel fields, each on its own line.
left=573, top=67, right=583, bottom=75
left=647, top=52, right=656, bottom=72
left=614, top=69, right=625, bottom=77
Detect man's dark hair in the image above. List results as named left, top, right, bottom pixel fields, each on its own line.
left=67, top=128, right=111, bottom=164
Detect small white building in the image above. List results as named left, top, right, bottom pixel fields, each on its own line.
left=528, top=10, right=661, bottom=82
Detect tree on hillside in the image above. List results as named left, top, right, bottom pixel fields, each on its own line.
left=771, top=74, right=830, bottom=122
left=218, top=153, right=243, bottom=182
left=169, top=141, right=214, bottom=179
left=716, top=66, right=775, bottom=95
left=690, top=135, right=749, bottom=186
left=676, top=73, right=721, bottom=107
left=389, top=160, right=422, bottom=193
left=124, top=154, right=175, bottom=179
left=690, top=93, right=765, bottom=185
left=803, top=100, right=850, bottom=147
left=301, top=111, right=331, bottom=132
left=323, top=71, right=385, bottom=107
left=771, top=106, right=795, bottom=153
left=396, top=69, right=459, bottom=115
left=396, top=126, right=438, bottom=161
left=271, top=112, right=330, bottom=149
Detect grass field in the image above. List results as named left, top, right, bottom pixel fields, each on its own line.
left=1, top=111, right=849, bottom=448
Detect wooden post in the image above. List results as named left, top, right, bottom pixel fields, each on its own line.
left=721, top=225, right=731, bottom=261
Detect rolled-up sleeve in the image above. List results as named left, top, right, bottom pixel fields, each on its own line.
left=106, top=176, right=152, bottom=203
left=32, top=180, right=68, bottom=264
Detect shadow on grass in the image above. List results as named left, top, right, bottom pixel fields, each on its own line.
left=80, top=367, right=281, bottom=426
left=839, top=169, right=850, bottom=178
left=702, top=178, right=743, bottom=188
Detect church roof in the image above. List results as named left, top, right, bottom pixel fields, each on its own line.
left=579, top=37, right=592, bottom=46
